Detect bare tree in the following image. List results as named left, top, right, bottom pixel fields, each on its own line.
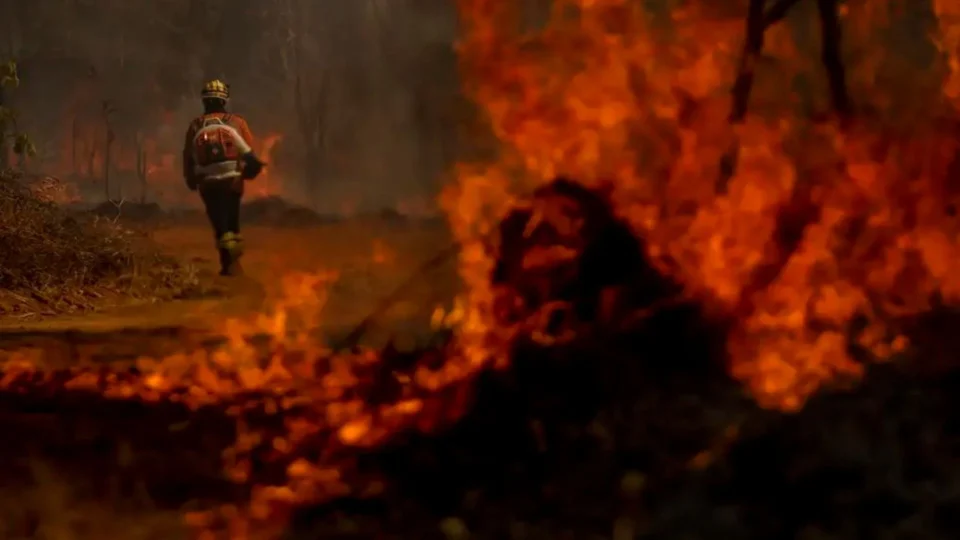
left=135, top=130, right=148, bottom=203
left=100, top=99, right=116, bottom=200
left=293, top=45, right=330, bottom=206
left=84, top=129, right=97, bottom=179
left=717, top=0, right=850, bottom=193
left=70, top=115, right=80, bottom=175
left=0, top=65, right=11, bottom=169
left=278, top=0, right=334, bottom=208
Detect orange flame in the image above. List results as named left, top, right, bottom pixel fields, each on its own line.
left=444, top=0, right=958, bottom=411
left=934, top=0, right=960, bottom=108
left=249, top=133, right=284, bottom=199
left=3, top=2, right=960, bottom=537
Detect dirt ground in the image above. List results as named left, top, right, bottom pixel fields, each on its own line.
left=0, top=218, right=460, bottom=357
left=3, top=208, right=959, bottom=539
left=0, top=220, right=458, bottom=374
left=0, top=217, right=463, bottom=539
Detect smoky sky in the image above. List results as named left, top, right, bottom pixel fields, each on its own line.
left=0, top=0, right=948, bottom=209
left=1, top=0, right=460, bottom=211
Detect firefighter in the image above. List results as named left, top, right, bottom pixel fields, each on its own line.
left=182, top=79, right=264, bottom=276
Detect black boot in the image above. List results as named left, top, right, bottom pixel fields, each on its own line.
left=217, top=232, right=244, bottom=276
left=218, top=248, right=233, bottom=276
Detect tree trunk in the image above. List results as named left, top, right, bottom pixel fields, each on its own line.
left=71, top=117, right=79, bottom=174
left=729, top=0, right=768, bottom=124
left=294, top=73, right=328, bottom=210
left=104, top=128, right=114, bottom=201
left=816, top=0, right=851, bottom=118
left=136, top=132, right=147, bottom=204
left=86, top=139, right=96, bottom=180
left=716, top=0, right=768, bottom=194
left=716, top=0, right=812, bottom=194
left=0, top=85, right=7, bottom=169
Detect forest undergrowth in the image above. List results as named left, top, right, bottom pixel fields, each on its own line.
left=0, top=170, right=204, bottom=317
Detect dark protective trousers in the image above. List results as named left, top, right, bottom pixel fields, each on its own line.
left=198, top=180, right=242, bottom=273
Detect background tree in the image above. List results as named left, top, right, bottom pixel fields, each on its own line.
left=0, top=0, right=458, bottom=209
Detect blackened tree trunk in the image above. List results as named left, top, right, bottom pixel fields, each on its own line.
left=717, top=0, right=851, bottom=194
left=71, top=117, right=79, bottom=175
left=816, top=0, right=851, bottom=119
left=136, top=132, right=148, bottom=204
left=101, top=101, right=116, bottom=201
left=716, top=0, right=769, bottom=194
left=0, top=85, right=7, bottom=169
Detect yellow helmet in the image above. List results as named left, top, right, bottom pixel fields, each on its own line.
left=201, top=79, right=229, bottom=101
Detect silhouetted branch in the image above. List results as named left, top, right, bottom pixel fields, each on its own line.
left=763, top=0, right=805, bottom=27
left=729, top=0, right=767, bottom=123
left=718, top=0, right=852, bottom=193
left=816, top=0, right=851, bottom=118
left=717, top=0, right=768, bottom=193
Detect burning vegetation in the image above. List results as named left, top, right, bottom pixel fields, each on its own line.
left=4, top=0, right=960, bottom=538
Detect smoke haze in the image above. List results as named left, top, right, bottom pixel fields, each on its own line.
left=0, top=0, right=462, bottom=212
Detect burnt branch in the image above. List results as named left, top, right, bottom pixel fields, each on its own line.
left=763, top=0, right=805, bottom=27
left=729, top=0, right=767, bottom=124
left=717, top=0, right=768, bottom=193
left=718, top=0, right=853, bottom=193
left=816, top=0, right=851, bottom=118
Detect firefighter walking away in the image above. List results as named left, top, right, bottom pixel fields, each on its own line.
left=182, top=79, right=265, bottom=276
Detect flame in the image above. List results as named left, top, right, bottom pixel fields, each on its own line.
left=371, top=239, right=395, bottom=265
left=934, top=0, right=960, bottom=108
left=0, top=263, right=480, bottom=533
left=44, top=114, right=291, bottom=205
left=248, top=133, right=284, bottom=199
left=3, top=1, right=960, bottom=536
left=395, top=194, right=439, bottom=218
left=443, top=0, right=960, bottom=411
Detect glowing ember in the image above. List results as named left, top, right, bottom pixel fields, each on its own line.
left=371, top=239, right=395, bottom=265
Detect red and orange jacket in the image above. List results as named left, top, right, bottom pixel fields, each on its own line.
left=182, top=112, right=256, bottom=190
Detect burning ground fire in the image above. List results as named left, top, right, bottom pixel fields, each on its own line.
left=3, top=0, right=960, bottom=535
left=49, top=121, right=289, bottom=206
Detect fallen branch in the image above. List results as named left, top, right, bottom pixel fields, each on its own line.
left=108, top=196, right=126, bottom=223
left=334, top=239, right=465, bottom=351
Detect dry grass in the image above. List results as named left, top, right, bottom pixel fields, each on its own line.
left=0, top=171, right=202, bottom=317
left=149, top=220, right=461, bottom=343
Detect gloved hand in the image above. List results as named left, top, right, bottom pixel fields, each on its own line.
left=240, top=152, right=265, bottom=180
